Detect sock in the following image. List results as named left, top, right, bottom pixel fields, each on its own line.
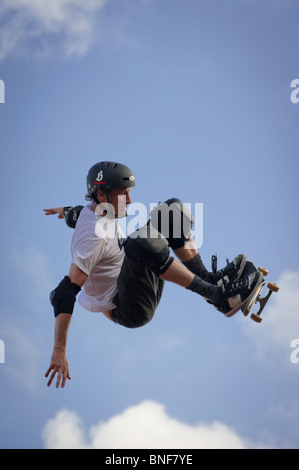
left=186, top=274, right=221, bottom=303
left=182, top=254, right=213, bottom=282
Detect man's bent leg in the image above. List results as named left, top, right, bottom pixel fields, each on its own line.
left=159, top=258, right=222, bottom=303
left=173, top=235, right=246, bottom=287
left=159, top=258, right=194, bottom=287
left=110, top=226, right=169, bottom=328
left=172, top=237, right=213, bottom=282
left=128, top=225, right=221, bottom=303
left=150, top=199, right=213, bottom=281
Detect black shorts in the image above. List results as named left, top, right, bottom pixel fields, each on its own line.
left=111, top=225, right=173, bottom=328
left=111, top=254, right=165, bottom=328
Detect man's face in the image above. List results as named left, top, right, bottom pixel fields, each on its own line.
left=109, top=187, right=132, bottom=218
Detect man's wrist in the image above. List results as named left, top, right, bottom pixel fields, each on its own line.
left=53, top=342, right=66, bottom=351
left=63, top=206, right=73, bottom=217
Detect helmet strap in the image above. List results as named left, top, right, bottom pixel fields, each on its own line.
left=92, top=187, right=109, bottom=207
left=92, top=190, right=116, bottom=218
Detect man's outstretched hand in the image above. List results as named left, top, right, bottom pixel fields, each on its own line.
left=43, top=207, right=64, bottom=219
left=45, top=348, right=71, bottom=388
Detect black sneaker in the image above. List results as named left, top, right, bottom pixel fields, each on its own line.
left=214, top=269, right=264, bottom=316
left=211, top=254, right=247, bottom=285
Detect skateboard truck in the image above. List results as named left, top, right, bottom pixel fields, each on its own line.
left=243, top=266, right=279, bottom=323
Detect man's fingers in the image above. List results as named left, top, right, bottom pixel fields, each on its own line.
left=61, top=371, right=67, bottom=388
left=45, top=365, right=56, bottom=387
left=56, top=369, right=62, bottom=388
left=57, top=369, right=70, bottom=388
left=45, top=365, right=62, bottom=388
left=43, top=208, right=56, bottom=215
left=46, top=369, right=56, bottom=387
left=43, top=208, right=64, bottom=217
left=45, top=365, right=52, bottom=378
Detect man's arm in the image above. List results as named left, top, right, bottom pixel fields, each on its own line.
left=43, top=206, right=84, bottom=228
left=45, top=313, right=72, bottom=388
left=45, top=264, right=88, bottom=388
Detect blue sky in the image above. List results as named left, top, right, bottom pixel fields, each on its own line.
left=0, top=0, right=298, bottom=449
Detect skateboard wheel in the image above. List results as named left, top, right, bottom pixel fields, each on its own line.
left=258, top=267, right=269, bottom=276
left=250, top=313, right=263, bottom=323
left=267, top=282, right=279, bottom=292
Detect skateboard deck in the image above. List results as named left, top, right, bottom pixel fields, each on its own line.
left=223, top=262, right=279, bottom=323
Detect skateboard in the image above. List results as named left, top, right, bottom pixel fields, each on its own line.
left=221, top=261, right=279, bottom=322
left=241, top=266, right=279, bottom=323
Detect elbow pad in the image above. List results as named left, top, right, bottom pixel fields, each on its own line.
left=64, top=205, right=84, bottom=229
left=50, top=276, right=81, bottom=317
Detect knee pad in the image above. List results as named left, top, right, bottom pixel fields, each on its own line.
left=125, top=226, right=174, bottom=275
left=150, top=198, right=195, bottom=249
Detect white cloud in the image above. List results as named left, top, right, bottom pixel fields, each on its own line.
left=0, top=0, right=108, bottom=60
left=243, top=270, right=299, bottom=365
left=42, top=400, right=265, bottom=449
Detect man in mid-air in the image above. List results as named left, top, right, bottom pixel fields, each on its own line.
left=44, top=161, right=261, bottom=388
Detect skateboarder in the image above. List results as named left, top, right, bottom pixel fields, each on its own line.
left=44, top=161, right=261, bottom=388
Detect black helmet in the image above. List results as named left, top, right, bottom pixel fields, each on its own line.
left=86, top=161, right=136, bottom=200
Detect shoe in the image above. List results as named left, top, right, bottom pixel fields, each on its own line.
left=211, top=254, right=247, bottom=285
left=214, top=269, right=264, bottom=316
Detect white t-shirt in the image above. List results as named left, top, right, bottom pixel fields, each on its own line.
left=71, top=204, right=125, bottom=312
